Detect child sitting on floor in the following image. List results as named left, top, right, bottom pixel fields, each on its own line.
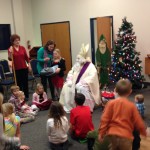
left=32, top=83, right=52, bottom=110
left=70, top=93, right=94, bottom=142
left=2, top=103, right=30, bottom=150
left=9, top=85, right=35, bottom=124
left=0, top=93, right=21, bottom=149
left=18, top=91, right=39, bottom=116
left=46, top=101, right=69, bottom=150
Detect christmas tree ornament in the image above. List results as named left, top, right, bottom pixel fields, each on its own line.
left=119, top=57, right=123, bottom=62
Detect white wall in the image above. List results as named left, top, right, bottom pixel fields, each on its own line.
left=0, top=0, right=34, bottom=58
left=0, top=0, right=13, bottom=59
left=31, top=0, right=150, bottom=81
left=0, top=0, right=150, bottom=81
left=22, top=0, right=34, bottom=55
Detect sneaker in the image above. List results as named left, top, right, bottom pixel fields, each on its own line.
left=79, top=138, right=87, bottom=144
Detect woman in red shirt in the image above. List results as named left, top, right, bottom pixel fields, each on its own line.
left=8, top=34, right=31, bottom=100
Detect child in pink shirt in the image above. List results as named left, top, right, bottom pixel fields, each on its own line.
left=32, top=83, right=52, bottom=110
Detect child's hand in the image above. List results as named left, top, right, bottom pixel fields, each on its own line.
left=67, top=80, right=72, bottom=87
left=20, top=145, right=30, bottom=150
left=44, top=57, right=50, bottom=62
left=55, top=68, right=60, bottom=74
left=98, top=134, right=103, bottom=142
left=146, top=127, right=150, bottom=137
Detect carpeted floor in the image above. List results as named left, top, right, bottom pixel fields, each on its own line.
left=20, top=84, right=150, bottom=150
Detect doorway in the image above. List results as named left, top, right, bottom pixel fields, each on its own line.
left=40, top=21, right=72, bottom=74
left=90, top=16, right=113, bottom=64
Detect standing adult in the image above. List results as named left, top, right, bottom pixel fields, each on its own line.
left=37, top=40, right=55, bottom=100
left=8, top=34, right=31, bottom=100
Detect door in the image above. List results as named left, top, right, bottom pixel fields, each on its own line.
left=90, top=16, right=113, bottom=64
left=41, top=21, right=72, bottom=74
left=97, top=17, right=112, bottom=51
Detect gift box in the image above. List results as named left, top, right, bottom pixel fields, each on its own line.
left=101, top=91, right=115, bottom=99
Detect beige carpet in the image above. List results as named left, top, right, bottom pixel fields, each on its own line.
left=140, top=128, right=150, bottom=150
left=140, top=137, right=150, bottom=150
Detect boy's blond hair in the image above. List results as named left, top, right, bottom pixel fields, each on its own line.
left=10, top=85, right=20, bottom=93
left=115, top=79, right=132, bottom=96
left=135, top=94, right=144, bottom=103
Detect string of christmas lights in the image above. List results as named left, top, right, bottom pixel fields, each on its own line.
left=109, top=17, right=144, bottom=89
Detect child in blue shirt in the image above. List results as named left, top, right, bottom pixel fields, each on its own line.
left=135, top=94, right=145, bottom=118
left=133, top=94, right=145, bottom=150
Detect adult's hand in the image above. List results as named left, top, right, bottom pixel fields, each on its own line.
left=67, top=80, right=72, bottom=87
left=9, top=46, right=13, bottom=53
left=20, top=145, right=30, bottom=150
left=44, top=57, right=50, bottom=62
left=8, top=46, right=13, bottom=60
left=28, top=64, right=32, bottom=72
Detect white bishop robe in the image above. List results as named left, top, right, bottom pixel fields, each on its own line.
left=59, top=61, right=101, bottom=112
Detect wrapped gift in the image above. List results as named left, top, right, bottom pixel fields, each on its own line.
left=101, top=91, right=115, bottom=99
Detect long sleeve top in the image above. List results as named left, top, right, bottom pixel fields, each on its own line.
left=8, top=46, right=29, bottom=70
left=37, top=47, right=53, bottom=74
left=32, top=92, right=48, bottom=104
left=52, top=58, right=66, bottom=77
left=46, top=116, right=69, bottom=144
left=8, top=95, right=22, bottom=114
left=99, top=97, right=146, bottom=140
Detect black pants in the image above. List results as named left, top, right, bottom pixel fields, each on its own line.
left=40, top=75, right=54, bottom=99
left=87, top=138, right=95, bottom=150
left=0, top=84, right=4, bottom=94
left=132, top=130, right=141, bottom=150
left=15, top=69, right=29, bottom=99
left=49, top=140, right=69, bottom=150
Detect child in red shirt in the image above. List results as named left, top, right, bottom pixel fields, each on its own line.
left=98, top=79, right=146, bottom=150
left=70, top=93, right=94, bottom=141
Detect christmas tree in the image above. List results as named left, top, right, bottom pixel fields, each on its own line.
left=109, top=17, right=144, bottom=89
